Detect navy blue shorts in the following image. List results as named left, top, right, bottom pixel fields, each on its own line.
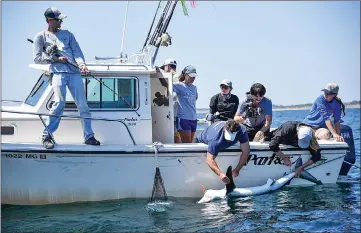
left=177, top=118, right=197, bottom=132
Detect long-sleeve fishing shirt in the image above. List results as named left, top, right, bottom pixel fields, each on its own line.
left=33, top=29, right=85, bottom=73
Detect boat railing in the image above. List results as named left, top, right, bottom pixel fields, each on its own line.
left=1, top=109, right=136, bottom=145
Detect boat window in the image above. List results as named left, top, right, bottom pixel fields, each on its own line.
left=63, top=77, right=138, bottom=110
left=24, top=73, right=50, bottom=106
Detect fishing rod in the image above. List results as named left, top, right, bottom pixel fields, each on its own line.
left=156, top=1, right=178, bottom=47
left=149, top=1, right=178, bottom=65
left=143, top=0, right=162, bottom=49
left=27, top=38, right=141, bottom=117
left=149, top=1, right=171, bottom=46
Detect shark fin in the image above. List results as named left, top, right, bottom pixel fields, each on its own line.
left=226, top=166, right=236, bottom=195
left=294, top=157, right=322, bottom=185
left=294, top=157, right=303, bottom=169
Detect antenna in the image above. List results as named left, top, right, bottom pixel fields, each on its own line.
left=120, top=1, right=130, bottom=56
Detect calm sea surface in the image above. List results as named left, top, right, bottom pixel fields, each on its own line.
left=2, top=109, right=360, bottom=232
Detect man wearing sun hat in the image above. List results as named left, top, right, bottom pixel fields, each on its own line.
left=33, top=7, right=100, bottom=149
left=268, top=121, right=321, bottom=176
left=195, top=119, right=250, bottom=184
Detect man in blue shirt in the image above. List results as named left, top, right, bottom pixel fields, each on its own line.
left=195, top=120, right=250, bottom=184
left=234, top=83, right=272, bottom=142
left=33, top=7, right=100, bottom=149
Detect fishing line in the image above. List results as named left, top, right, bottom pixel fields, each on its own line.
left=177, top=158, right=207, bottom=192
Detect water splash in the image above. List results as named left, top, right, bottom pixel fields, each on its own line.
left=146, top=201, right=174, bottom=213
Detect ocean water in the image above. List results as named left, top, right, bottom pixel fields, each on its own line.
left=2, top=109, right=360, bottom=233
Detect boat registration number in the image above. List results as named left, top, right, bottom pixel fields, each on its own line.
left=3, top=153, right=47, bottom=159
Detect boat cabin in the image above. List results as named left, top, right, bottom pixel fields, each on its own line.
left=1, top=62, right=176, bottom=145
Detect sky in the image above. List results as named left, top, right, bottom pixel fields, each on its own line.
left=1, top=1, right=360, bottom=108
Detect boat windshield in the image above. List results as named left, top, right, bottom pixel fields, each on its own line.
left=24, top=73, right=50, bottom=106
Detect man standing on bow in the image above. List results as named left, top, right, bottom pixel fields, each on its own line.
left=33, top=7, right=100, bottom=149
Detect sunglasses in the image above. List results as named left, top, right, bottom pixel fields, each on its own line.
left=49, top=18, right=63, bottom=22
left=325, top=91, right=337, bottom=96
left=220, top=85, right=230, bottom=89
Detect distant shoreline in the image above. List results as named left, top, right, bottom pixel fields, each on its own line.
left=197, top=104, right=360, bottom=113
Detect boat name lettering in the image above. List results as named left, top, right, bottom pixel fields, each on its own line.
left=4, top=153, right=47, bottom=159
left=246, top=153, right=300, bottom=166
left=123, top=118, right=138, bottom=122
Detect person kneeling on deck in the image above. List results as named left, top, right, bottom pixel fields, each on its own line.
left=267, top=121, right=321, bottom=176
left=33, top=7, right=100, bottom=149
left=195, top=120, right=250, bottom=184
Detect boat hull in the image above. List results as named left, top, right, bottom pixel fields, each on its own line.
left=1, top=142, right=347, bottom=205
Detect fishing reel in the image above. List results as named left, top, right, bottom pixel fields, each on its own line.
left=160, top=32, right=172, bottom=47
left=45, top=44, right=58, bottom=56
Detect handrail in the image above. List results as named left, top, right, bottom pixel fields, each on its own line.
left=1, top=109, right=136, bottom=145
left=1, top=100, right=24, bottom=103
left=87, top=63, right=149, bottom=70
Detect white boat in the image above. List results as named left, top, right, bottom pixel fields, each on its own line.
left=1, top=1, right=355, bottom=205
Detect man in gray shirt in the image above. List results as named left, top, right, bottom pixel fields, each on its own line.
left=33, top=7, right=100, bottom=149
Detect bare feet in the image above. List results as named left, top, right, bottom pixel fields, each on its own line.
left=283, top=157, right=292, bottom=166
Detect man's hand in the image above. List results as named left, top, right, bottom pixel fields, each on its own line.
left=232, top=168, right=239, bottom=178
left=253, top=131, right=265, bottom=142
left=80, top=65, right=89, bottom=74
left=295, top=166, right=303, bottom=177
left=219, top=173, right=230, bottom=184
left=55, top=56, right=68, bottom=63
left=333, top=133, right=344, bottom=142
left=234, top=115, right=245, bottom=124
left=283, top=156, right=292, bottom=166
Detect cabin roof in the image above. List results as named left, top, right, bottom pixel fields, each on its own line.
left=29, top=63, right=157, bottom=76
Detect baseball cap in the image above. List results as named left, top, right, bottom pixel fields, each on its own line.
left=160, top=58, right=177, bottom=70
left=44, top=7, right=67, bottom=20
left=321, top=83, right=339, bottom=95
left=220, top=79, right=232, bottom=88
left=183, top=65, right=198, bottom=78
left=297, top=126, right=312, bottom=149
